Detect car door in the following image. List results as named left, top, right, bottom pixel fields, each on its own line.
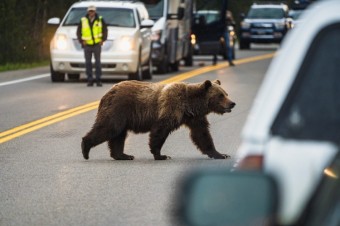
left=266, top=22, right=340, bottom=224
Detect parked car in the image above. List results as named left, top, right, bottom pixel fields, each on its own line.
left=175, top=0, right=340, bottom=225
left=239, top=3, right=292, bottom=49
left=191, top=10, right=236, bottom=61
left=47, top=1, right=154, bottom=82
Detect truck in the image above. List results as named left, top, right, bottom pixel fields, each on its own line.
left=140, top=0, right=193, bottom=73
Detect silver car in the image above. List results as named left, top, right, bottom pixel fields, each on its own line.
left=48, top=1, right=154, bottom=82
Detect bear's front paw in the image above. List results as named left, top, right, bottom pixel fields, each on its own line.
left=154, top=155, right=172, bottom=160
left=208, top=152, right=231, bottom=159
left=112, top=154, right=135, bottom=160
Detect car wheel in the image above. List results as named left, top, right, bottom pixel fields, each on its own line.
left=170, top=60, right=179, bottom=72
left=50, top=62, right=65, bottom=82
left=239, top=39, right=250, bottom=50
left=142, top=54, right=153, bottom=80
left=184, top=45, right=193, bottom=66
left=68, top=73, right=80, bottom=80
left=128, top=52, right=143, bottom=81
left=156, top=54, right=169, bottom=74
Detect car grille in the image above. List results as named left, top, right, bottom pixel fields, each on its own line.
left=70, top=63, right=116, bottom=69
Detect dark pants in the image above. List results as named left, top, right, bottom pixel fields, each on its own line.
left=224, top=32, right=233, bottom=62
left=84, top=44, right=102, bottom=82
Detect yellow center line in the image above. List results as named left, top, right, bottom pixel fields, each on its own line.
left=0, top=53, right=275, bottom=144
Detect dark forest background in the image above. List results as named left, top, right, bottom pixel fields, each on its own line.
left=0, top=0, right=300, bottom=66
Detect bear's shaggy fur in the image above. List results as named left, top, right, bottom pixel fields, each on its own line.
left=81, top=80, right=235, bottom=160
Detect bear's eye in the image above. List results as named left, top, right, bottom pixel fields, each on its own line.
left=219, top=94, right=225, bottom=99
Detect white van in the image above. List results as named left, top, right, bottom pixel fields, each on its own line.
left=48, top=1, right=154, bottom=82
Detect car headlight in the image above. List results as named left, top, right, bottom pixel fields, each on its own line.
left=117, top=36, right=134, bottom=51
left=275, top=22, right=285, bottom=30
left=52, top=34, right=68, bottom=50
left=150, top=30, right=162, bottom=41
left=241, top=22, right=250, bottom=29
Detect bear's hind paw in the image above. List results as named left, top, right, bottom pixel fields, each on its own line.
left=154, top=155, right=171, bottom=160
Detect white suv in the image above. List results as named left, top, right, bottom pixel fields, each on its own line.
left=48, top=1, right=154, bottom=82
left=236, top=0, right=340, bottom=225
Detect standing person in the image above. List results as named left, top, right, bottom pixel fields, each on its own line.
left=77, top=5, right=108, bottom=86
left=225, top=10, right=235, bottom=66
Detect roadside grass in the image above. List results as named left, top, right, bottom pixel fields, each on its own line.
left=0, top=61, right=49, bottom=72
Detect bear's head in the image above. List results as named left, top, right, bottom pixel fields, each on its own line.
left=202, top=80, right=236, bottom=115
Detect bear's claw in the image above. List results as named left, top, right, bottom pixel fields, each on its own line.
left=154, top=155, right=172, bottom=160
left=112, top=154, right=135, bottom=160
left=208, top=153, right=231, bottom=159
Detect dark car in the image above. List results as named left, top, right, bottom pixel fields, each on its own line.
left=191, top=10, right=236, bottom=61
left=239, top=3, right=292, bottom=49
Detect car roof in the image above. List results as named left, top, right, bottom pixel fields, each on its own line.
left=71, top=1, right=141, bottom=10
left=251, top=3, right=288, bottom=10
left=242, top=0, right=340, bottom=141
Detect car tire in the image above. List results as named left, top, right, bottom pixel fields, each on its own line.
left=156, top=53, right=169, bottom=74
left=142, top=54, right=153, bottom=80
left=128, top=52, right=143, bottom=81
left=170, top=60, right=179, bottom=72
left=239, top=39, right=250, bottom=50
left=50, top=62, right=65, bottom=82
left=184, top=45, right=193, bottom=66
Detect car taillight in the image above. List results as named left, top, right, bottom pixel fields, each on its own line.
left=235, top=155, right=264, bottom=170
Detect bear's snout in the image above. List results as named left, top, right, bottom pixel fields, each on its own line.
left=224, top=101, right=236, bottom=113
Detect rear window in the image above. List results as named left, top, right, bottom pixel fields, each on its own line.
left=247, top=7, right=285, bottom=19
left=63, top=7, right=136, bottom=28
left=271, top=23, right=340, bottom=143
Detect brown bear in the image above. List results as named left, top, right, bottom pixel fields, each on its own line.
left=81, top=79, right=235, bottom=160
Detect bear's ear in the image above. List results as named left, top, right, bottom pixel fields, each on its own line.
left=212, top=80, right=221, bottom=85
left=203, top=80, right=212, bottom=91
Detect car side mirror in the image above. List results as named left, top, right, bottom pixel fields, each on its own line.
left=47, top=17, right=60, bottom=25
left=240, top=13, right=246, bottom=20
left=174, top=169, right=279, bottom=226
left=140, top=19, right=154, bottom=29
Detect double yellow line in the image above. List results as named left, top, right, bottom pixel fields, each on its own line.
left=0, top=53, right=274, bottom=144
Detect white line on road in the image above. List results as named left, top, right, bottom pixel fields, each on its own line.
left=0, top=73, right=50, bottom=87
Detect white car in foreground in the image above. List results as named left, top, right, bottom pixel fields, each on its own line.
left=236, top=0, right=340, bottom=225
left=174, top=1, right=340, bottom=226
left=48, top=1, right=154, bottom=82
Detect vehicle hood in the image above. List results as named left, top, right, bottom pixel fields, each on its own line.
left=151, top=17, right=165, bottom=32
left=56, top=26, right=138, bottom=40
left=244, top=18, right=286, bottom=24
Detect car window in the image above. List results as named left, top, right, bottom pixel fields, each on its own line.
left=195, top=11, right=221, bottom=25
left=63, top=7, right=136, bottom=28
left=247, top=8, right=285, bottom=19
left=271, top=23, right=340, bottom=143
left=143, top=0, right=164, bottom=20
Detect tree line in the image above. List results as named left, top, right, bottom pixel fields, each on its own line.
left=0, top=0, right=299, bottom=66
left=0, top=0, right=75, bottom=65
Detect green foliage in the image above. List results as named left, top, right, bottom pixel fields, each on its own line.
left=0, top=0, right=75, bottom=66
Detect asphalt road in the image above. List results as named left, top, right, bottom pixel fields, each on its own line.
left=0, top=44, right=278, bottom=226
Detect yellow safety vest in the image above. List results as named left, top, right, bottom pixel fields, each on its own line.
left=81, top=16, right=103, bottom=45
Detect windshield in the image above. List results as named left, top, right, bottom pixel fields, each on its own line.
left=195, top=11, right=221, bottom=25
left=247, top=7, right=285, bottom=19
left=140, top=0, right=164, bottom=20
left=63, top=7, right=136, bottom=28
